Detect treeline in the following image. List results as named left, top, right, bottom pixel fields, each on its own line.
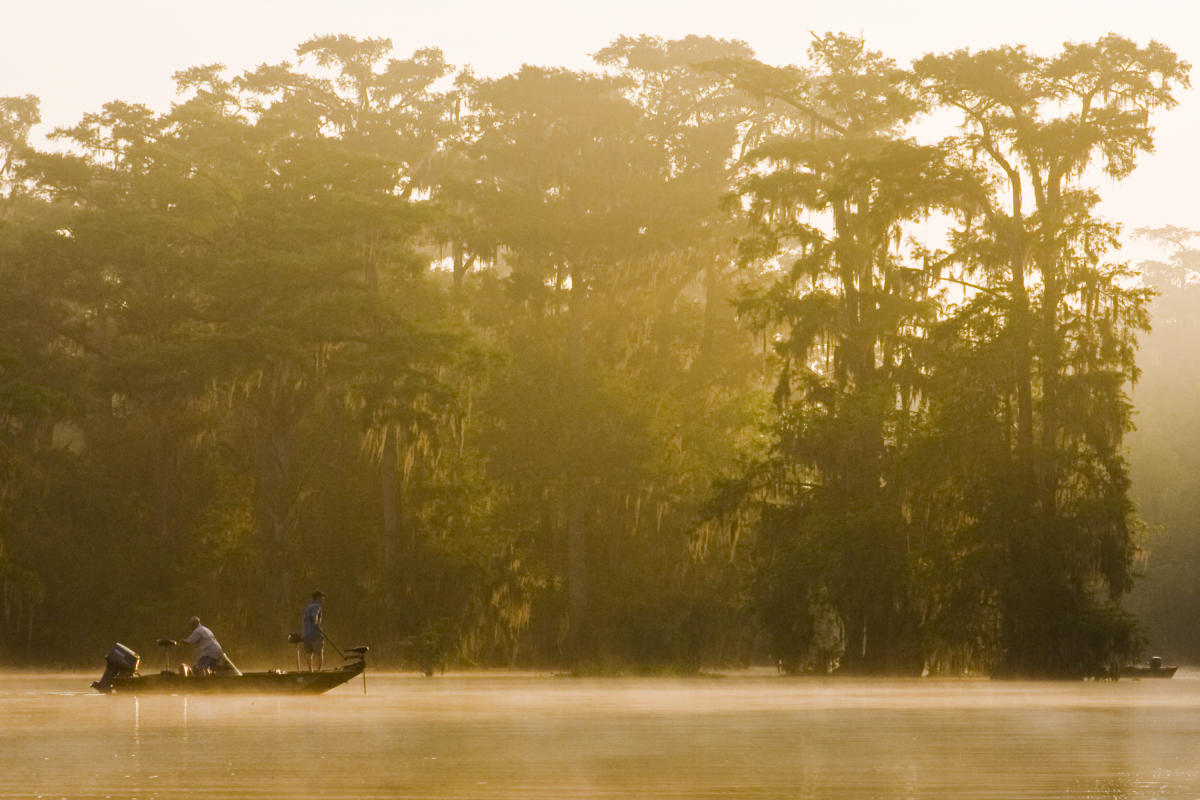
left=0, top=33, right=1187, bottom=676
left=1126, top=226, right=1200, bottom=661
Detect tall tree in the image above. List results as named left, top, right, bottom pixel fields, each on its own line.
left=727, top=34, right=971, bottom=673
left=913, top=36, right=1189, bottom=675
left=464, top=66, right=674, bottom=661
left=0, top=94, right=54, bottom=657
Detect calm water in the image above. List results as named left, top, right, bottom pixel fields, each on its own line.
left=3, top=670, right=1200, bottom=799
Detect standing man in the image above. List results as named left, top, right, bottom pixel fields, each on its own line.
left=302, top=591, right=326, bottom=671
left=184, top=616, right=225, bottom=675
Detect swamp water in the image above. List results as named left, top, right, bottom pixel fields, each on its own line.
left=2, top=671, right=1199, bottom=799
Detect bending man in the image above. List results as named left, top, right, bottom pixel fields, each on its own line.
left=184, top=616, right=226, bottom=675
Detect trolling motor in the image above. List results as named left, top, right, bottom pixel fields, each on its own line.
left=343, top=645, right=370, bottom=695
left=92, top=643, right=141, bottom=693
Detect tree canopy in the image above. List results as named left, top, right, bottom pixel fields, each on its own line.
left=0, top=32, right=1187, bottom=677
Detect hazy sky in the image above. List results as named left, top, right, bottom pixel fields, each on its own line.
left=3, top=0, right=1198, bottom=243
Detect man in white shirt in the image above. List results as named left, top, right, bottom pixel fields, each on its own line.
left=184, top=616, right=225, bottom=674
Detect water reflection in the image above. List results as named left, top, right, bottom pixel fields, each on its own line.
left=0, top=672, right=1196, bottom=798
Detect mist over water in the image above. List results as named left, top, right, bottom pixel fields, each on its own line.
left=3, top=672, right=1199, bottom=799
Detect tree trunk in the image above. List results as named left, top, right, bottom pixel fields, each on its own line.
left=566, top=264, right=588, bottom=662
left=697, top=258, right=724, bottom=378
left=380, top=426, right=400, bottom=564
left=567, top=493, right=587, bottom=660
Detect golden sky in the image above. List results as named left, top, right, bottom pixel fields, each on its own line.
left=3, top=0, right=1197, bottom=235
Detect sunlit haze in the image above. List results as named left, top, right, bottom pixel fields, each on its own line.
left=7, top=7, right=1200, bottom=798
left=4, top=0, right=1199, bottom=235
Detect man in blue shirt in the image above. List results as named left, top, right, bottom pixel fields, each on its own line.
left=302, top=591, right=326, bottom=671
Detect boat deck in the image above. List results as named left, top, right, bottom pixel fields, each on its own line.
left=98, top=660, right=365, bottom=694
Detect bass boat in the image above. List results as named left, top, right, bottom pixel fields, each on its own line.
left=1120, top=656, right=1177, bottom=679
left=91, top=639, right=369, bottom=694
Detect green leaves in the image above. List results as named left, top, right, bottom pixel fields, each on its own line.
left=0, top=33, right=1184, bottom=674
left=730, top=34, right=1186, bottom=676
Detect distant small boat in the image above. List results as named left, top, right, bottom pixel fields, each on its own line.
left=91, top=641, right=369, bottom=694
left=1120, top=656, right=1177, bottom=679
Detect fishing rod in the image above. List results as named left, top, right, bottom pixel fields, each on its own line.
left=319, top=629, right=346, bottom=659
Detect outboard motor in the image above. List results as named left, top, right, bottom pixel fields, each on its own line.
left=92, top=643, right=140, bottom=693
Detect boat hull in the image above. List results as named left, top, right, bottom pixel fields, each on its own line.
left=1120, top=665, right=1177, bottom=679
left=98, top=660, right=364, bottom=694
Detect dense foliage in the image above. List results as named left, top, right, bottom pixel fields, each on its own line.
left=0, top=33, right=1186, bottom=676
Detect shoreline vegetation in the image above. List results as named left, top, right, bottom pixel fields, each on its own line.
left=0, top=33, right=1192, bottom=679
left=0, top=664, right=1177, bottom=682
